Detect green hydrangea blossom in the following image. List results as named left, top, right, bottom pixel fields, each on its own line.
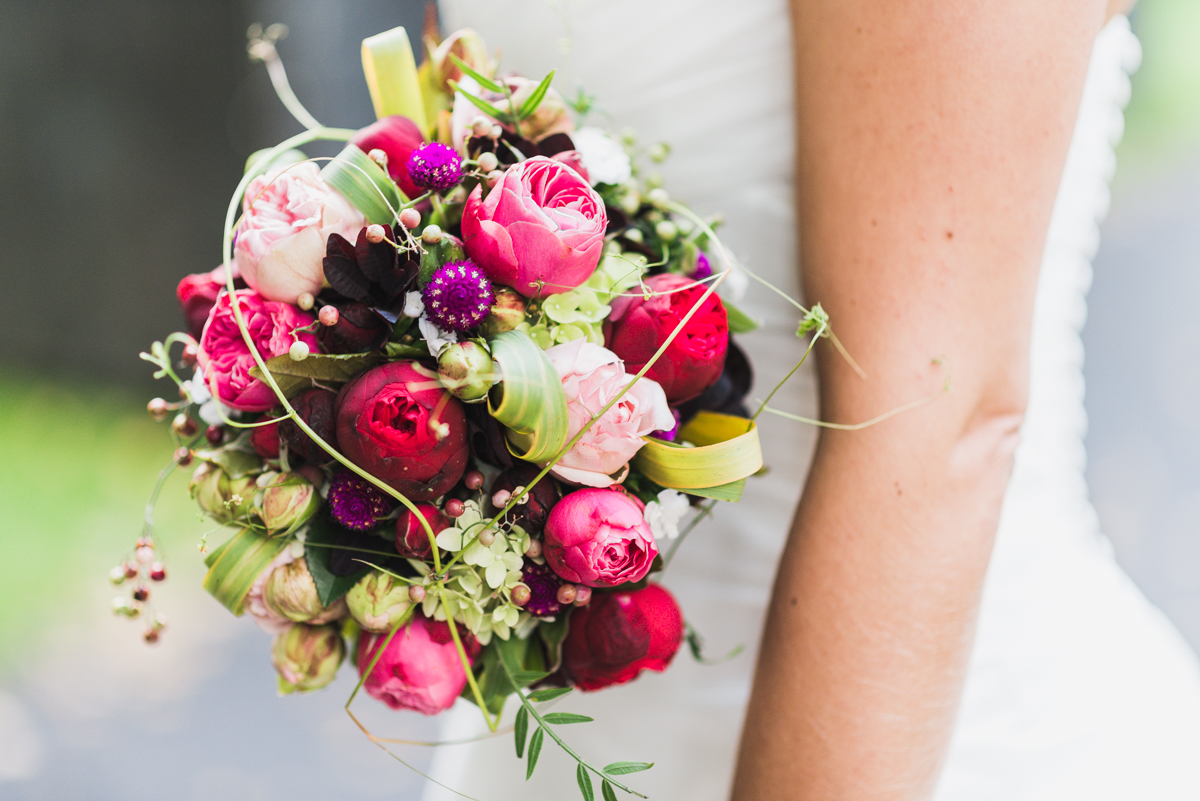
left=519, top=250, right=649, bottom=350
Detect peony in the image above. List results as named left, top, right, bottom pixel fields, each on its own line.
left=334, top=361, right=469, bottom=501
left=395, top=503, right=451, bottom=558
left=561, top=584, right=684, bottom=691
left=232, top=162, right=365, bottom=305
left=605, top=273, right=729, bottom=405
left=543, top=488, right=658, bottom=588
left=177, top=264, right=240, bottom=340
left=461, top=156, right=607, bottom=297
left=543, top=339, right=674, bottom=487
left=349, top=115, right=426, bottom=199
left=197, top=290, right=318, bottom=412
left=357, top=613, right=481, bottom=715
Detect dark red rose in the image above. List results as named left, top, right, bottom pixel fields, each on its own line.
left=317, top=299, right=390, bottom=354
left=350, top=116, right=425, bottom=199
left=489, top=462, right=560, bottom=533
left=395, top=503, right=451, bottom=558
left=176, top=264, right=244, bottom=340
left=249, top=417, right=281, bottom=459
left=561, top=584, right=684, bottom=691
left=279, top=388, right=339, bottom=462
left=335, top=361, right=468, bottom=501
left=604, top=273, right=729, bottom=405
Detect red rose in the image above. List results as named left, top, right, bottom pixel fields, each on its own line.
left=604, top=273, right=729, bottom=405
left=561, top=584, right=684, bottom=691
left=395, top=503, right=451, bottom=558
left=176, top=264, right=242, bottom=340
left=350, top=116, right=425, bottom=199
left=334, top=361, right=468, bottom=501
left=249, top=417, right=281, bottom=459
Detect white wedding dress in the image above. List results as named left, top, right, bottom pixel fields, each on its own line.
left=425, top=4, right=1200, bottom=799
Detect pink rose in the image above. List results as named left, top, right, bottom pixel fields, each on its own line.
left=356, top=613, right=481, bottom=715
left=544, top=339, right=674, bottom=487
left=550, top=150, right=590, bottom=184
left=233, top=162, right=365, bottom=304
left=197, top=290, right=319, bottom=412
left=461, top=156, right=606, bottom=297
left=543, top=488, right=658, bottom=587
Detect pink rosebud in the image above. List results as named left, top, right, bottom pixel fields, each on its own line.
left=543, top=488, right=658, bottom=588
left=176, top=264, right=241, bottom=340
left=334, top=361, right=469, bottom=501
left=561, top=584, right=683, bottom=691
left=356, top=613, right=481, bottom=715
left=543, top=340, right=674, bottom=487
left=605, top=273, right=729, bottom=405
left=197, top=290, right=318, bottom=412
left=350, top=116, right=426, bottom=199
left=233, top=163, right=366, bottom=305
left=461, top=156, right=606, bottom=297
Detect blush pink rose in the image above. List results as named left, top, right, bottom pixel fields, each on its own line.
left=550, top=150, right=590, bottom=183
left=544, top=339, right=674, bottom=487
left=356, top=614, right=481, bottom=715
left=197, top=290, right=319, bottom=412
left=233, top=162, right=366, bottom=304
left=543, top=488, right=658, bottom=588
left=461, top=156, right=606, bottom=297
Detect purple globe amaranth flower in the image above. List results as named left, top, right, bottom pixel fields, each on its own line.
left=691, top=251, right=712, bottom=280
left=406, top=142, right=464, bottom=192
left=422, top=260, right=494, bottom=332
left=521, top=560, right=565, bottom=618
left=327, top=470, right=394, bottom=531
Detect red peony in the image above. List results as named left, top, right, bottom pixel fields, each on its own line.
left=177, top=264, right=241, bottom=340
left=350, top=115, right=425, bottom=199
left=561, top=584, right=684, bottom=691
left=604, top=273, right=729, bottom=405
left=334, top=361, right=468, bottom=501
left=395, top=503, right=451, bottom=558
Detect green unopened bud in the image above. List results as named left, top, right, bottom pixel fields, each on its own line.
left=271, top=623, right=345, bottom=693
left=261, top=472, right=320, bottom=536
left=264, top=559, right=347, bottom=624
left=345, top=571, right=412, bottom=633
left=437, top=340, right=497, bottom=402
left=479, top=287, right=527, bottom=336
left=189, top=461, right=255, bottom=523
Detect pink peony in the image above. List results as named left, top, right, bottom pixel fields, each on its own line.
left=543, top=488, right=658, bottom=588
left=176, top=264, right=241, bottom=340
left=550, top=150, right=590, bottom=184
left=544, top=339, right=674, bottom=487
left=356, top=613, right=481, bottom=715
left=460, top=156, right=606, bottom=297
left=197, top=290, right=319, bottom=412
left=233, top=162, right=365, bottom=304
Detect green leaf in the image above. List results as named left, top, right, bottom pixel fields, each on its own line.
left=601, top=780, right=618, bottom=801
left=193, top=447, right=262, bottom=480
left=723, top=299, right=760, bottom=334
left=577, top=764, right=595, bottom=801
left=305, top=515, right=372, bottom=606
left=514, top=705, right=529, bottom=758
left=452, top=84, right=513, bottom=125
left=418, top=238, right=467, bottom=288
left=320, top=144, right=405, bottom=224
left=526, top=727, right=544, bottom=780
left=527, top=686, right=573, bottom=703
left=537, top=612, right=570, bottom=674
left=447, top=52, right=503, bottom=93
left=518, top=70, right=557, bottom=120
left=602, top=762, right=654, bottom=776
left=202, top=528, right=289, bottom=615
left=383, top=342, right=430, bottom=359
left=682, top=478, right=746, bottom=502
left=487, top=330, right=570, bottom=463
left=250, top=351, right=384, bottom=400
left=543, top=712, right=593, bottom=725
left=685, top=622, right=745, bottom=665
left=361, top=26, right=428, bottom=131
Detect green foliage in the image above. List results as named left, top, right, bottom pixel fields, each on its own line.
left=527, top=686, right=573, bottom=703
left=544, top=712, right=594, bottom=725
left=202, top=527, right=289, bottom=614
left=518, top=71, right=557, bottom=120
left=723, top=299, right=760, bottom=334
left=603, top=762, right=654, bottom=776
left=487, top=330, right=570, bottom=463
left=514, top=705, right=530, bottom=758
left=601, top=780, right=618, bottom=801
left=526, top=726, right=545, bottom=779
left=447, top=52, right=503, bottom=93
left=577, top=764, right=595, bottom=801
left=250, top=351, right=383, bottom=399
left=320, top=144, right=405, bottom=222
left=305, top=515, right=372, bottom=606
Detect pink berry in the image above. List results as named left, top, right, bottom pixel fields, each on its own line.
left=464, top=470, right=484, bottom=490
left=556, top=584, right=578, bottom=605
left=365, top=224, right=386, bottom=243
left=492, top=489, right=511, bottom=508
left=524, top=539, right=543, bottom=559
left=445, top=498, right=465, bottom=518
left=205, top=424, right=224, bottom=445
left=132, top=585, right=150, bottom=602
left=318, top=306, right=340, bottom=326
left=399, top=208, right=421, bottom=229
left=573, top=586, right=592, bottom=606
left=150, top=563, right=167, bottom=582
left=409, top=585, right=426, bottom=603
left=173, top=447, right=193, bottom=466
left=511, top=584, right=531, bottom=607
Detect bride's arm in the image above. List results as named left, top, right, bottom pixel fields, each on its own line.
left=732, top=1, right=1110, bottom=799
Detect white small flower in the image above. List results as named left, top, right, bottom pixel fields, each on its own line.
left=572, top=127, right=632, bottom=186
left=403, top=291, right=425, bottom=318
left=643, top=489, right=691, bottom=542
left=185, top=368, right=212, bottom=406
left=418, top=314, right=458, bottom=357
left=198, top=398, right=232, bottom=427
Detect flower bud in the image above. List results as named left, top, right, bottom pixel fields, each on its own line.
left=395, top=503, right=451, bottom=558
left=479, top=287, right=527, bottom=336
left=271, top=623, right=345, bottom=693
left=147, top=398, right=169, bottom=422
left=430, top=28, right=491, bottom=94
left=264, top=558, right=347, bottom=624
left=346, top=571, right=412, bottom=633
left=437, top=341, right=497, bottom=402
left=261, top=472, right=320, bottom=536
left=189, top=461, right=255, bottom=523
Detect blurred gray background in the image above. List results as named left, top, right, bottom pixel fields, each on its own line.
left=0, top=1, right=1197, bottom=798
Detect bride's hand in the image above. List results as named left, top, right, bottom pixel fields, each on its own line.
left=732, top=1, right=1112, bottom=798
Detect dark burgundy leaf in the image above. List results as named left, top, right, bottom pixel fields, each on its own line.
left=463, top=402, right=513, bottom=469
left=537, top=133, right=575, bottom=156
left=605, top=206, right=629, bottom=234
left=355, top=224, right=397, bottom=283
left=323, top=233, right=371, bottom=300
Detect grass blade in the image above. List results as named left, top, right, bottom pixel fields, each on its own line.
left=447, top=52, right=503, bottom=93
left=518, top=70, right=556, bottom=120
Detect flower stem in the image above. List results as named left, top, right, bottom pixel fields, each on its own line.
left=750, top=321, right=825, bottom=423
left=439, top=590, right=498, bottom=732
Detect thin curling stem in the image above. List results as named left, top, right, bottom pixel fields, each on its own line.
left=661, top=499, right=717, bottom=569
left=219, top=127, right=443, bottom=572
left=248, top=34, right=323, bottom=131
left=751, top=322, right=825, bottom=422
left=439, top=591, right=498, bottom=732
left=760, top=389, right=940, bottom=431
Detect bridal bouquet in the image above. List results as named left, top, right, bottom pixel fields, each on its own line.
left=117, top=20, right=825, bottom=799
